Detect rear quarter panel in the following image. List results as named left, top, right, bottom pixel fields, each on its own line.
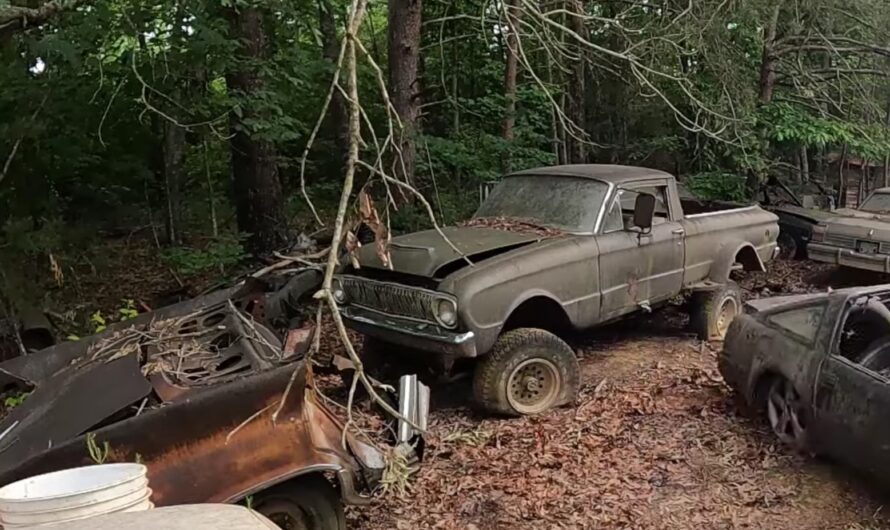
left=682, top=207, right=779, bottom=285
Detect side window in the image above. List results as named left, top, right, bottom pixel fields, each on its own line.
left=767, top=304, right=825, bottom=343
left=602, top=195, right=624, bottom=233
left=835, top=298, right=890, bottom=377
left=619, top=186, right=670, bottom=221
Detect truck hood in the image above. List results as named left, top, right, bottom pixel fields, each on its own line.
left=357, top=226, right=545, bottom=278
left=824, top=211, right=890, bottom=239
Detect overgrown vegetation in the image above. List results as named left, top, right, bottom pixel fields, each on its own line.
left=3, top=0, right=890, bottom=313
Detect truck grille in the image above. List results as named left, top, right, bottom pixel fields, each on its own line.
left=339, top=275, right=437, bottom=323
left=824, top=234, right=857, bottom=248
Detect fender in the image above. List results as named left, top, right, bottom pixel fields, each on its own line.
left=708, top=241, right=765, bottom=283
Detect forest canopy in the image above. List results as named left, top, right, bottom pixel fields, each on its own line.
left=3, top=0, right=890, bottom=309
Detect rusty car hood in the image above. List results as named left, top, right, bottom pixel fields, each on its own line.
left=357, top=226, right=545, bottom=278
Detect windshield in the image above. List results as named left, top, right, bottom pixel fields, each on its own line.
left=475, top=175, right=609, bottom=232
left=861, top=193, right=890, bottom=213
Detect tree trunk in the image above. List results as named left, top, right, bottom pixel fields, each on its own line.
left=501, top=0, right=520, bottom=173
left=758, top=5, right=781, bottom=104
left=225, top=5, right=287, bottom=255
left=884, top=97, right=890, bottom=187
left=387, top=0, right=422, bottom=187
left=162, top=121, right=185, bottom=245
left=318, top=0, right=348, bottom=169
left=564, top=0, right=587, bottom=164
left=800, top=145, right=809, bottom=183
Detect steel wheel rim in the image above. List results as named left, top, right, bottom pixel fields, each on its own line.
left=507, top=358, right=560, bottom=414
left=716, top=296, right=738, bottom=338
left=766, top=378, right=806, bottom=448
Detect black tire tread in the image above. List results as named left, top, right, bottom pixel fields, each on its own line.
left=254, top=474, right=345, bottom=530
left=691, top=281, right=742, bottom=341
left=473, top=328, right=580, bottom=416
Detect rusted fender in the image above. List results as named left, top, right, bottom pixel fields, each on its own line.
left=0, top=365, right=371, bottom=506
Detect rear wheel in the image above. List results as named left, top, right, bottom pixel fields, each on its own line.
left=691, top=281, right=742, bottom=341
left=777, top=232, right=799, bottom=260
left=252, top=475, right=345, bottom=530
left=473, top=328, right=580, bottom=416
left=766, top=377, right=808, bottom=451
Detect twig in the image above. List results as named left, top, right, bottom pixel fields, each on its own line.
left=225, top=403, right=274, bottom=444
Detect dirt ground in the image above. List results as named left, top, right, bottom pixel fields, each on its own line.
left=348, top=262, right=890, bottom=530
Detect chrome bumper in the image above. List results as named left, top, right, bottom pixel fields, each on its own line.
left=808, top=243, right=890, bottom=273
left=341, top=305, right=478, bottom=358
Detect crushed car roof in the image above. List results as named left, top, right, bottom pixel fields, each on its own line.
left=507, top=164, right=673, bottom=184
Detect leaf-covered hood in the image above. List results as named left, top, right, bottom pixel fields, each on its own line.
left=356, top=226, right=546, bottom=278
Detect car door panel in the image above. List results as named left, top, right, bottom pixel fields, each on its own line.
left=813, top=356, right=890, bottom=475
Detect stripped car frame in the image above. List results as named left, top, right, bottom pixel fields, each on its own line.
left=0, top=276, right=427, bottom=527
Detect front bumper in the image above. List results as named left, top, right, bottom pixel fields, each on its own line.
left=341, top=305, right=478, bottom=358
left=808, top=243, right=890, bottom=273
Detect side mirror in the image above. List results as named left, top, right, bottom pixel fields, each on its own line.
left=633, top=193, right=656, bottom=231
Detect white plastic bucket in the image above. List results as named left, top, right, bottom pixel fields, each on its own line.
left=0, top=464, right=152, bottom=528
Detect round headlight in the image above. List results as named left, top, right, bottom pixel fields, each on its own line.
left=434, top=298, right=458, bottom=328
left=332, top=279, right=347, bottom=304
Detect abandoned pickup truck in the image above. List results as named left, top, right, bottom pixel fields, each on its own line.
left=720, top=285, right=890, bottom=483
left=809, top=187, right=890, bottom=273
left=335, top=165, right=780, bottom=416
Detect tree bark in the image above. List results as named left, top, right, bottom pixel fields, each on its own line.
left=564, top=0, right=587, bottom=164
left=387, top=0, right=422, bottom=187
left=225, top=5, right=287, bottom=254
left=162, top=121, right=185, bottom=245
left=799, top=145, right=809, bottom=183
left=317, top=0, right=348, bottom=169
left=501, top=0, right=520, bottom=173
left=758, top=5, right=781, bottom=104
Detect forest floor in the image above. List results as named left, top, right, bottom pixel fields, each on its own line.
left=346, top=261, right=890, bottom=530
left=12, top=234, right=890, bottom=529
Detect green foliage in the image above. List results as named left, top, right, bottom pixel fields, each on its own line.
left=161, top=236, right=248, bottom=276
left=3, top=391, right=30, bottom=410
left=685, top=172, right=749, bottom=202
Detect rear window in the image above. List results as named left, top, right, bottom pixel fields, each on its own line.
left=767, top=304, right=825, bottom=342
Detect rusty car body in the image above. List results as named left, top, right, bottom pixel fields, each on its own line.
left=0, top=275, right=415, bottom=529
left=809, top=187, right=890, bottom=272
left=720, top=285, right=890, bottom=481
left=335, top=164, right=780, bottom=416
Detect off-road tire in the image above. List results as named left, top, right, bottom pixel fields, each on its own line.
left=691, top=281, right=742, bottom=341
left=472, top=328, right=580, bottom=416
left=253, top=475, right=346, bottom=530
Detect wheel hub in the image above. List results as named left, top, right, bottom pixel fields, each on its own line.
left=507, top=358, right=561, bottom=414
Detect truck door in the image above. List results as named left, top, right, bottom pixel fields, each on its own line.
left=597, top=184, right=685, bottom=321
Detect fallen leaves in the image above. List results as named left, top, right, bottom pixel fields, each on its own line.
left=343, top=329, right=890, bottom=530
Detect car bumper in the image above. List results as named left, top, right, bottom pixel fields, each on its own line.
left=341, top=305, right=478, bottom=358
left=808, top=243, right=890, bottom=273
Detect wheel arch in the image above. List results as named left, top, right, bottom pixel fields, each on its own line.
left=709, top=242, right=766, bottom=282
left=502, top=295, right=574, bottom=338
left=229, top=465, right=367, bottom=506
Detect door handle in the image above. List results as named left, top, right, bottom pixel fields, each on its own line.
left=672, top=228, right=685, bottom=235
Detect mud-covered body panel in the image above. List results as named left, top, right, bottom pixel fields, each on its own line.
left=340, top=165, right=778, bottom=359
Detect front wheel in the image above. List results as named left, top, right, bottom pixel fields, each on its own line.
left=690, top=281, right=742, bottom=341
left=766, top=377, right=809, bottom=451
left=252, top=475, right=345, bottom=530
left=472, top=328, right=580, bottom=416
